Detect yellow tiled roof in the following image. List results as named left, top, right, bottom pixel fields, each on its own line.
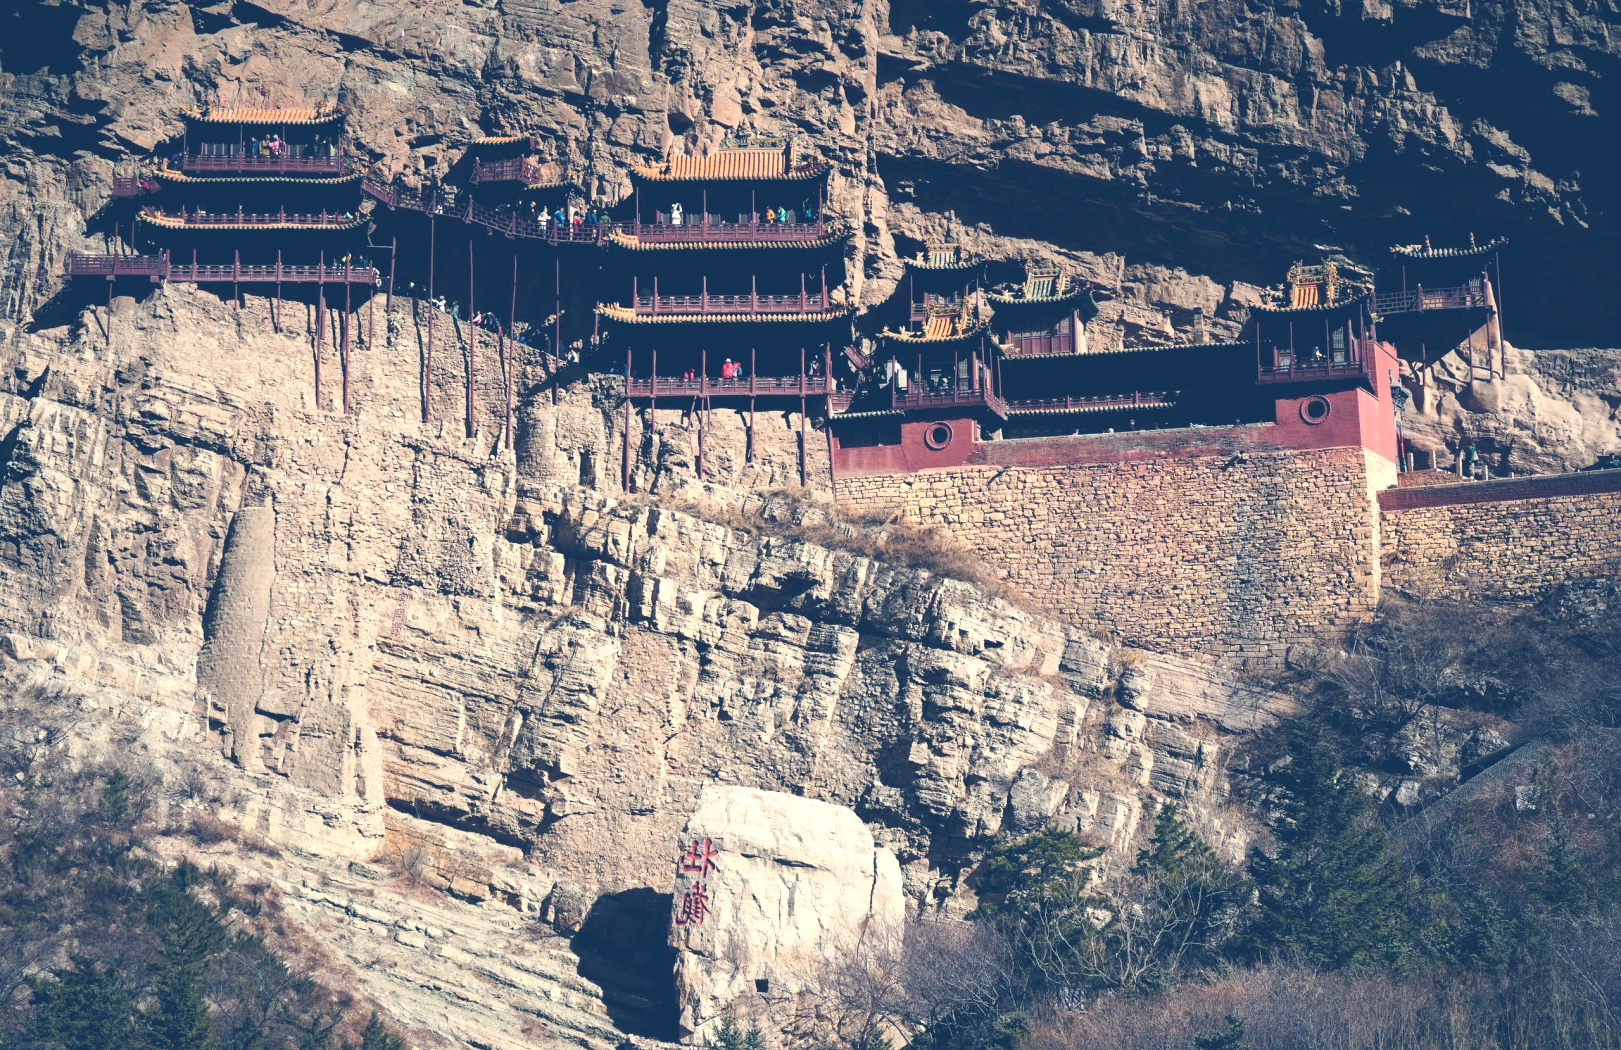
left=138, top=211, right=366, bottom=231
left=631, top=148, right=830, bottom=182
left=184, top=106, right=342, bottom=125
left=153, top=169, right=359, bottom=185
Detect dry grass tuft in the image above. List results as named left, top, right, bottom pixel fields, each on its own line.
left=649, top=487, right=1046, bottom=612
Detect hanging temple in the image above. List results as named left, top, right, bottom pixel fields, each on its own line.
left=74, top=105, right=1510, bottom=490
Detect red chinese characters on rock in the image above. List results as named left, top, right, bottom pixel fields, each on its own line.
left=675, top=881, right=711, bottom=926
left=681, top=837, right=720, bottom=877
left=675, top=838, right=720, bottom=926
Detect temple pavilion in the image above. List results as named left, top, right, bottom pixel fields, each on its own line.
left=603, top=134, right=854, bottom=481
left=1375, top=235, right=1508, bottom=381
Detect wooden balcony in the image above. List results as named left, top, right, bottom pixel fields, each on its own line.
left=632, top=291, right=830, bottom=316
left=110, top=177, right=146, bottom=197
left=1257, top=342, right=1375, bottom=385
left=626, top=374, right=836, bottom=398
left=182, top=152, right=347, bottom=176
left=65, top=252, right=170, bottom=279
left=1005, top=392, right=1174, bottom=414
left=470, top=158, right=562, bottom=186
left=1372, top=284, right=1488, bottom=316
left=169, top=261, right=376, bottom=284
left=628, top=215, right=828, bottom=245
left=910, top=293, right=969, bottom=323
left=892, top=379, right=1007, bottom=418
left=143, top=206, right=361, bottom=228
left=65, top=253, right=377, bottom=284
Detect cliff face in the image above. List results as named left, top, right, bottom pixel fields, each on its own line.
left=4, top=0, right=1620, bottom=344
left=1, top=0, right=1617, bottom=1043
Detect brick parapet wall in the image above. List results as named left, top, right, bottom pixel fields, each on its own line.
left=1379, top=470, right=1621, bottom=600
left=838, top=442, right=1396, bottom=661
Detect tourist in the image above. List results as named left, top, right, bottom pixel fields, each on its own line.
left=766, top=208, right=776, bottom=223
left=671, top=202, right=684, bottom=225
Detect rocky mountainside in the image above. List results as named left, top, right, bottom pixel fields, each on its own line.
left=0, top=0, right=1617, bottom=1045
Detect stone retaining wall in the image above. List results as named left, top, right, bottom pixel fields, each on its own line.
left=837, top=434, right=1397, bottom=661
left=1379, top=470, right=1621, bottom=599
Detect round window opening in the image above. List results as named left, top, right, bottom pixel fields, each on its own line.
left=1300, top=396, right=1332, bottom=425
left=924, top=422, right=955, bottom=450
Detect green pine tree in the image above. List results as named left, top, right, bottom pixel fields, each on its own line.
left=24, top=955, right=138, bottom=1050
left=1134, top=803, right=1243, bottom=970
left=1244, top=721, right=1418, bottom=969
left=1191, top=1015, right=1246, bottom=1050
left=708, top=1014, right=764, bottom=1050
left=145, top=964, right=219, bottom=1050
left=1537, top=807, right=1594, bottom=916
left=358, top=1011, right=408, bottom=1050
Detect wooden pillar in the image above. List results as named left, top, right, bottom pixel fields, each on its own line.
left=799, top=346, right=807, bottom=485
left=826, top=426, right=837, bottom=502
left=106, top=280, right=113, bottom=351
left=553, top=259, right=560, bottom=407
left=274, top=250, right=282, bottom=333
left=426, top=214, right=435, bottom=423
left=467, top=240, right=477, bottom=439
left=233, top=249, right=240, bottom=309
left=342, top=271, right=351, bottom=415
left=387, top=235, right=396, bottom=318
left=315, top=269, right=326, bottom=411
left=507, top=253, right=517, bottom=451
left=624, top=347, right=632, bottom=491
left=651, top=349, right=657, bottom=419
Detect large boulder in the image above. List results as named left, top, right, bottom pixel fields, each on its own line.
left=668, top=785, right=904, bottom=1042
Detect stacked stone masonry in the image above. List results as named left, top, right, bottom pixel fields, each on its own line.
left=837, top=445, right=1396, bottom=660
left=1379, top=470, right=1621, bottom=600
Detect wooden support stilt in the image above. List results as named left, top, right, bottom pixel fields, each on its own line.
left=507, top=254, right=517, bottom=451
left=315, top=287, right=325, bottom=410
left=697, top=349, right=707, bottom=478
left=624, top=347, right=632, bottom=491
left=552, top=259, right=560, bottom=407
left=387, top=235, right=397, bottom=319
left=342, top=272, right=351, bottom=415
left=106, top=280, right=113, bottom=350
left=826, top=427, right=838, bottom=502
left=467, top=240, right=477, bottom=439
left=800, top=396, right=808, bottom=487
left=426, top=215, right=435, bottom=423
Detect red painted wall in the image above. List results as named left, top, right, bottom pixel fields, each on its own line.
left=832, top=341, right=1401, bottom=479
left=834, top=418, right=979, bottom=478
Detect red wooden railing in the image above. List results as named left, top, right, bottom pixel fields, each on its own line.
left=471, top=158, right=560, bottom=186
left=167, top=262, right=378, bottom=283
left=635, top=214, right=826, bottom=243
left=1257, top=337, right=1377, bottom=384
left=1004, top=392, right=1174, bottom=412
left=910, top=293, right=970, bottom=323
left=182, top=153, right=347, bottom=175
left=626, top=375, right=836, bottom=397
left=66, top=252, right=170, bottom=278
left=146, top=207, right=358, bottom=227
left=66, top=253, right=376, bottom=284
left=631, top=290, right=832, bottom=315
left=891, top=364, right=1006, bottom=416
left=1372, top=284, right=1488, bottom=316
left=110, top=177, right=145, bottom=197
